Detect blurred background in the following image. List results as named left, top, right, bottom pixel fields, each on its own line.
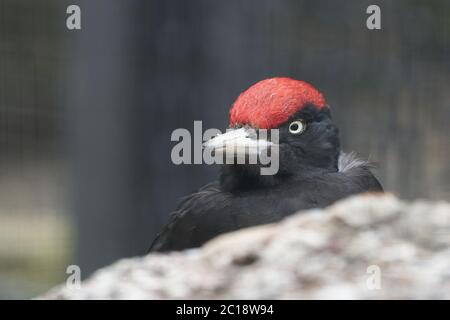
left=0, top=0, right=449, bottom=298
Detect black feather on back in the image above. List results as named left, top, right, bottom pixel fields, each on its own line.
left=149, top=152, right=382, bottom=252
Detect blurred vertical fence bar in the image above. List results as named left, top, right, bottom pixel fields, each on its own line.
left=64, top=1, right=146, bottom=276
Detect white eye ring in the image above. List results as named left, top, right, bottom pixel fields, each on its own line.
left=289, top=120, right=306, bottom=134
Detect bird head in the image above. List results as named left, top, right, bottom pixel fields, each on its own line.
left=205, top=77, right=341, bottom=190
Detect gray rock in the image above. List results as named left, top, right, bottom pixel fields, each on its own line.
left=40, top=193, right=450, bottom=299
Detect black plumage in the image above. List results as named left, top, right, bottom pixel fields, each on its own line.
left=150, top=105, right=382, bottom=252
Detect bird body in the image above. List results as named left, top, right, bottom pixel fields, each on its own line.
left=150, top=152, right=381, bottom=252
left=150, top=77, right=383, bottom=252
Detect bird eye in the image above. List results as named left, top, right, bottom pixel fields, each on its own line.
left=289, top=120, right=306, bottom=134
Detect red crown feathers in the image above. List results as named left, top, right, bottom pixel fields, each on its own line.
left=229, top=77, right=326, bottom=129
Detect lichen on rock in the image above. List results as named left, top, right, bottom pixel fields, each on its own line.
left=40, top=194, right=450, bottom=300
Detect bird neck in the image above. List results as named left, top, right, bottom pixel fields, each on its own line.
left=219, top=161, right=338, bottom=193
left=220, top=165, right=281, bottom=192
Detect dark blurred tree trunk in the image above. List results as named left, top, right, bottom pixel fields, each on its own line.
left=65, top=0, right=145, bottom=276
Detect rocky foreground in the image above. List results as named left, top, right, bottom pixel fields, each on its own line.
left=41, top=194, right=450, bottom=299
